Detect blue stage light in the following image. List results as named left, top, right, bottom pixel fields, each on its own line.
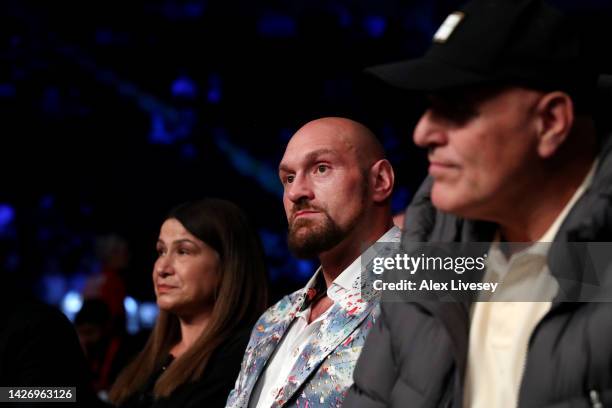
left=149, top=112, right=174, bottom=145
left=214, top=130, right=283, bottom=197
left=139, top=302, right=159, bottom=329
left=171, top=75, right=197, bottom=99
left=0, top=84, right=16, bottom=98
left=364, top=16, right=387, bottom=38
left=259, top=229, right=284, bottom=258
left=42, top=274, right=68, bottom=305
left=39, top=195, right=55, bottom=210
left=257, top=12, right=297, bottom=38
left=0, top=204, right=15, bottom=230
left=392, top=187, right=411, bottom=214
left=184, top=1, right=206, bottom=18
left=0, top=204, right=16, bottom=239
left=296, top=260, right=316, bottom=280
left=207, top=74, right=222, bottom=104
left=124, top=296, right=138, bottom=315
left=124, top=296, right=140, bottom=334
left=61, top=290, right=83, bottom=321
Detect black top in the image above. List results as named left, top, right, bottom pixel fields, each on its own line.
left=119, top=327, right=251, bottom=408
left=0, top=297, right=107, bottom=407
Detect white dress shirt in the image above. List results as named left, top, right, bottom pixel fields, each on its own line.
left=463, top=161, right=597, bottom=408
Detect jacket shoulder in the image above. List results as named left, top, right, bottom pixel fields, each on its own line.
left=254, top=289, right=303, bottom=323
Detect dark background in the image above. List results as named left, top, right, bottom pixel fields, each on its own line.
left=0, top=0, right=611, bottom=326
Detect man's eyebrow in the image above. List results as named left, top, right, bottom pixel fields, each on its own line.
left=278, top=163, right=291, bottom=174
left=279, top=148, right=338, bottom=173
left=304, top=148, right=337, bottom=162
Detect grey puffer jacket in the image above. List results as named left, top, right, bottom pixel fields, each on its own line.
left=344, top=134, right=612, bottom=408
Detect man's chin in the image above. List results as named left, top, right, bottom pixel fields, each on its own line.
left=431, top=184, right=463, bottom=214
left=289, top=219, right=324, bottom=240
left=431, top=185, right=487, bottom=219
left=288, top=229, right=340, bottom=259
left=288, top=230, right=319, bottom=255
left=287, top=213, right=347, bottom=258
left=291, top=216, right=319, bottom=229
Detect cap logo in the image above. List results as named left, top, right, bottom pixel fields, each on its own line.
left=433, top=11, right=464, bottom=43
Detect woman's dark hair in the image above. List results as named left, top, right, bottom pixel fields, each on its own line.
left=110, top=199, right=268, bottom=404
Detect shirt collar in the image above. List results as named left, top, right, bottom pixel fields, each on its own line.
left=332, top=226, right=401, bottom=292
left=328, top=226, right=401, bottom=304
left=299, top=226, right=401, bottom=306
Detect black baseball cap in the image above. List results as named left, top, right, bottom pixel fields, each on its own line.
left=366, top=0, right=599, bottom=96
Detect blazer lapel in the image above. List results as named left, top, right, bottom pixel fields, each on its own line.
left=240, top=291, right=306, bottom=402
left=273, top=266, right=383, bottom=406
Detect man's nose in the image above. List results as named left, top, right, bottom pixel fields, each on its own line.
left=286, top=174, right=315, bottom=203
left=413, top=109, right=449, bottom=148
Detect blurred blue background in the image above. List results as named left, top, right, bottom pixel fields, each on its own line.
left=0, top=0, right=611, bottom=334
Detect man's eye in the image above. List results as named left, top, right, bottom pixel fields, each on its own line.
left=286, top=175, right=295, bottom=184
left=429, top=96, right=479, bottom=125
left=316, top=165, right=328, bottom=174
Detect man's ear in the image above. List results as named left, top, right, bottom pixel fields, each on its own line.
left=369, top=159, right=394, bottom=203
left=535, top=91, right=574, bottom=158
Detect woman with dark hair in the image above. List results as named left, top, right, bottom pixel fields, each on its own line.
left=109, top=199, right=268, bottom=408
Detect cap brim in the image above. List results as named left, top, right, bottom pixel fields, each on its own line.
left=365, top=57, right=497, bottom=92
left=367, top=56, right=612, bottom=98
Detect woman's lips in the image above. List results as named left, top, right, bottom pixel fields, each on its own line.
left=156, top=284, right=176, bottom=293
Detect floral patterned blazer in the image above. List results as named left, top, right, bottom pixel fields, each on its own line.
left=226, top=227, right=400, bottom=408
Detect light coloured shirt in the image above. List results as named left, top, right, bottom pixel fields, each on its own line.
left=250, top=227, right=399, bottom=408
left=464, top=161, right=597, bottom=408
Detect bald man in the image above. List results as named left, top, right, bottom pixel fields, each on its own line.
left=226, top=117, right=399, bottom=408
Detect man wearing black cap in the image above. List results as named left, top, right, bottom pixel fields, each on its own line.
left=344, top=0, right=612, bottom=407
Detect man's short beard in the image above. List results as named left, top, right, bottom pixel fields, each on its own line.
left=287, top=171, right=369, bottom=259
left=287, top=212, right=346, bottom=259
